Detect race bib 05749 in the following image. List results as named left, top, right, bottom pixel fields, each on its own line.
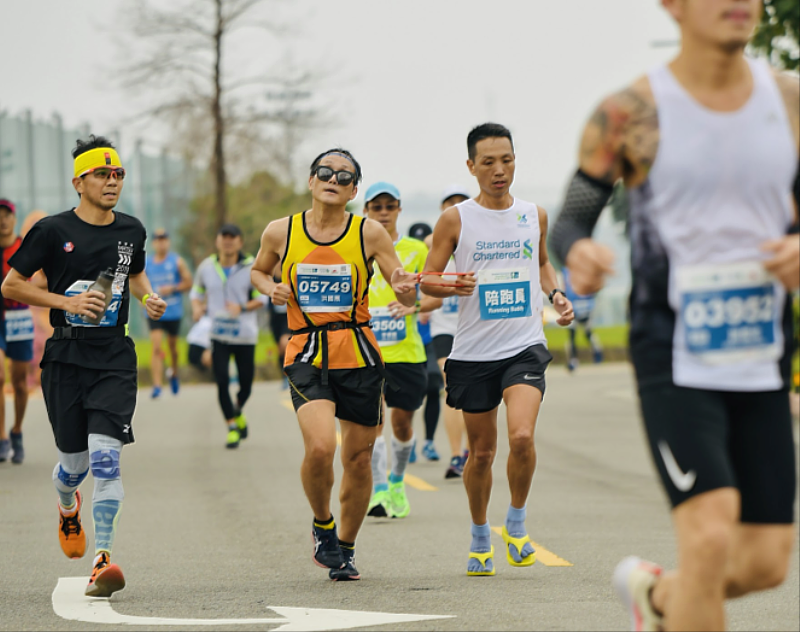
left=296, top=263, right=353, bottom=313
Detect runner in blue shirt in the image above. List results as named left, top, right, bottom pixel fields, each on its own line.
left=145, top=228, right=193, bottom=398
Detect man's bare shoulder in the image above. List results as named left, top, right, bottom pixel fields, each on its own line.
left=265, top=216, right=290, bottom=237
left=536, top=205, right=549, bottom=228
left=437, top=205, right=462, bottom=230
left=361, top=216, right=385, bottom=241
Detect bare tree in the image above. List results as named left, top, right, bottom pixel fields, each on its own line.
left=121, top=0, right=327, bottom=230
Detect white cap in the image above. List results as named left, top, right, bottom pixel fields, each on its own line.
left=440, top=184, right=471, bottom=205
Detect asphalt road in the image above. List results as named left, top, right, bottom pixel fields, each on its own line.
left=1, top=363, right=798, bottom=631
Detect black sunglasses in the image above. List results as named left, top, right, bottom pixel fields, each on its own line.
left=314, top=165, right=356, bottom=187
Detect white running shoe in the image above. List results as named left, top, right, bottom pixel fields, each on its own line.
left=612, top=556, right=664, bottom=632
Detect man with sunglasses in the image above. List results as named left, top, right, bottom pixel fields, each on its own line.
left=145, top=228, right=192, bottom=398
left=361, top=182, right=442, bottom=520
left=251, top=148, right=418, bottom=581
left=2, top=135, right=166, bottom=599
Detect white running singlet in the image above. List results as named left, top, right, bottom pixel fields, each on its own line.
left=449, top=198, right=546, bottom=362
left=628, top=58, right=797, bottom=392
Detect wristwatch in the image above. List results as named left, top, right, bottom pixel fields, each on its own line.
left=548, top=288, right=565, bottom=304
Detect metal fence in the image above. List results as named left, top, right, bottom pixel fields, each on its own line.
left=0, top=109, right=200, bottom=338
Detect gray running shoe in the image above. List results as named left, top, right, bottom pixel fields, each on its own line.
left=0, top=439, right=10, bottom=462
left=10, top=432, right=24, bottom=464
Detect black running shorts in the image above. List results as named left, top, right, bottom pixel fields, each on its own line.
left=445, top=344, right=553, bottom=413
left=40, top=362, right=137, bottom=453
left=284, top=362, right=384, bottom=427
left=432, top=334, right=454, bottom=360
left=383, top=362, right=428, bottom=411
left=639, top=383, right=797, bottom=524
left=148, top=318, right=181, bottom=336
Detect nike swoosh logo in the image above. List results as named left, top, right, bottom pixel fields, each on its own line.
left=523, top=374, right=542, bottom=380
left=658, top=441, right=697, bottom=492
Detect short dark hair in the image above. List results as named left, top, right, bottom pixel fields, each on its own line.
left=467, top=123, right=514, bottom=161
left=72, top=134, right=117, bottom=159
left=309, top=148, right=363, bottom=185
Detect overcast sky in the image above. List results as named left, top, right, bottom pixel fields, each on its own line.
left=0, top=1, right=681, bottom=222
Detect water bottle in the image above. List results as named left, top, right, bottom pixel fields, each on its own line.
left=82, top=268, right=115, bottom=325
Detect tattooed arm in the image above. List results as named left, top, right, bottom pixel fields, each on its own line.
left=549, top=76, right=659, bottom=294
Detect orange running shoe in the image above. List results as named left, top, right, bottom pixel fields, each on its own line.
left=85, top=552, right=126, bottom=598
left=58, top=490, right=86, bottom=560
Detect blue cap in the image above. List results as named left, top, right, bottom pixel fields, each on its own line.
left=364, top=181, right=400, bottom=203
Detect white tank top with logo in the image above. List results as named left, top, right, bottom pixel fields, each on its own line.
left=449, top=198, right=546, bottom=361
left=629, top=58, right=796, bottom=391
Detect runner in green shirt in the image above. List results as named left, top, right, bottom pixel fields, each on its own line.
left=363, top=182, right=441, bottom=519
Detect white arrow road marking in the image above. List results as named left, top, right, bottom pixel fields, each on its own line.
left=53, top=577, right=454, bottom=630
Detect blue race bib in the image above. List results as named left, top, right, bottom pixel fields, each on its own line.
left=676, top=262, right=780, bottom=364
left=295, top=263, right=353, bottom=313
left=442, top=295, right=459, bottom=315
left=478, top=268, right=531, bottom=321
left=64, top=280, right=122, bottom=327
left=212, top=313, right=241, bottom=339
left=370, top=306, right=407, bottom=346
left=5, top=309, right=35, bottom=342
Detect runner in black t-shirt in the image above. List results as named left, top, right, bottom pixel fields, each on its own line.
left=1, top=135, right=166, bottom=599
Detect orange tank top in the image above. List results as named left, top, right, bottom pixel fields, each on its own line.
left=282, top=211, right=382, bottom=371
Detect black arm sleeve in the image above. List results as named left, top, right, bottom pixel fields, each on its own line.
left=7, top=221, right=51, bottom=278
left=549, top=169, right=616, bottom=266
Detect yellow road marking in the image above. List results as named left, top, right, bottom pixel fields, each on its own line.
left=491, top=526, right=573, bottom=567
left=403, top=474, right=437, bottom=491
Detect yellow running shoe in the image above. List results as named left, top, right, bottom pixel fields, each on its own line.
left=58, top=490, right=86, bottom=560
left=388, top=481, right=410, bottom=519
left=226, top=427, right=241, bottom=449
left=235, top=413, right=248, bottom=440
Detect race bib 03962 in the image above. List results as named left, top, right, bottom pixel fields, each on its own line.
left=676, top=261, right=780, bottom=364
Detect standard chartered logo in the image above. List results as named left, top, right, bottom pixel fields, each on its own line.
left=523, top=239, right=533, bottom=259
left=472, top=239, right=522, bottom=261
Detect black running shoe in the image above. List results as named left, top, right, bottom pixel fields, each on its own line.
left=329, top=548, right=361, bottom=581
left=312, top=520, right=344, bottom=570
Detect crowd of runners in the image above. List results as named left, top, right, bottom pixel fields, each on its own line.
left=0, top=1, right=798, bottom=630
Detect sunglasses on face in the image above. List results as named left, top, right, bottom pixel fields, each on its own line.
left=314, top=165, right=356, bottom=187
left=82, top=167, right=126, bottom=180
left=367, top=203, right=400, bottom=212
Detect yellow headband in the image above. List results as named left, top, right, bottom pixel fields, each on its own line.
left=74, top=147, right=122, bottom=177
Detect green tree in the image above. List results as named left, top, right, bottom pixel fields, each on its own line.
left=752, top=0, right=800, bottom=70
left=183, top=170, right=310, bottom=265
